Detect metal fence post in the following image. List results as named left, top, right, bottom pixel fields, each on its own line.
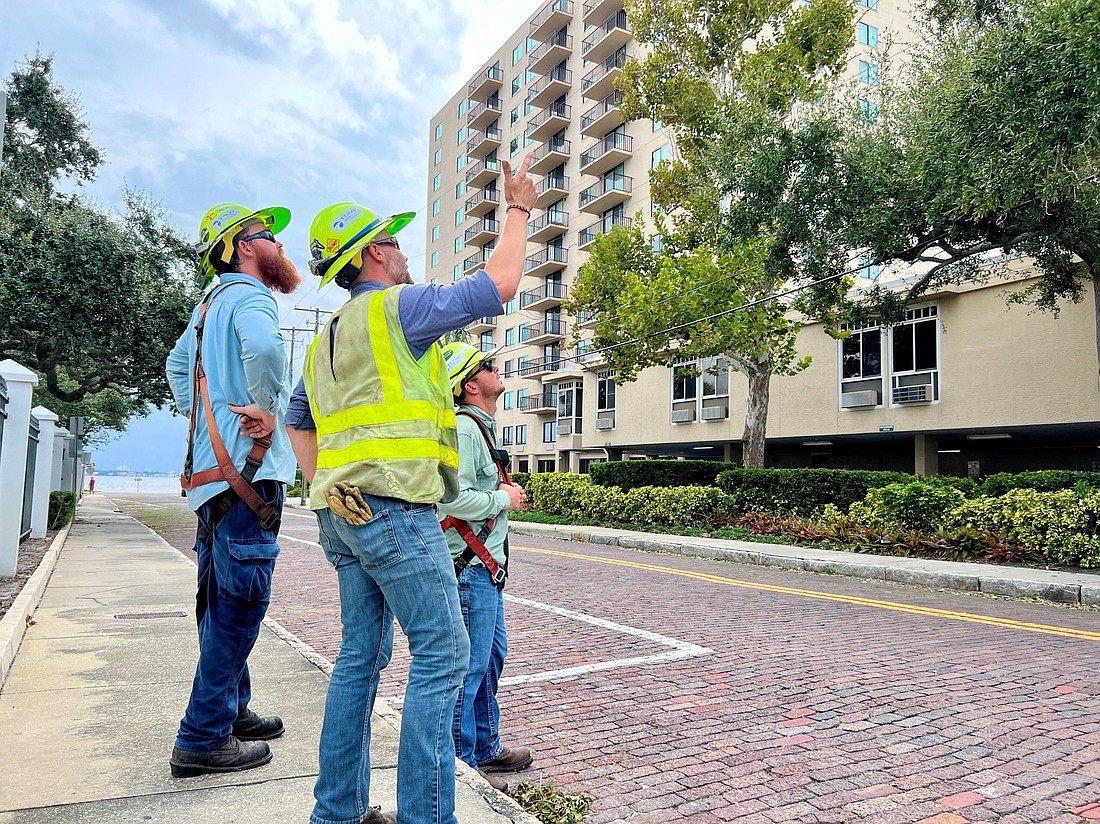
left=0, top=360, right=40, bottom=578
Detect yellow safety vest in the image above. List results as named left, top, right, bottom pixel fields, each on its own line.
left=304, top=286, right=459, bottom=508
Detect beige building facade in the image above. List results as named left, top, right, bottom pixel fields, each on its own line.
left=426, top=0, right=1100, bottom=477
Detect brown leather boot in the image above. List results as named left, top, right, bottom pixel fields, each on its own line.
left=360, top=806, right=397, bottom=824
left=480, top=771, right=511, bottom=794
left=478, top=746, right=533, bottom=773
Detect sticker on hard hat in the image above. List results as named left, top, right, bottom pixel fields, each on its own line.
left=326, top=238, right=340, bottom=253
left=332, top=207, right=364, bottom=231
left=210, top=208, right=244, bottom=230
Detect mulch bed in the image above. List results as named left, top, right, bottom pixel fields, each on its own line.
left=0, top=532, right=59, bottom=622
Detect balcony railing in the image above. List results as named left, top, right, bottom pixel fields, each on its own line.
left=530, top=0, right=573, bottom=39
left=463, top=250, right=488, bottom=274
left=464, top=217, right=500, bottom=245
left=527, top=211, right=569, bottom=242
left=524, top=246, right=569, bottom=275
left=466, top=97, right=502, bottom=128
left=466, top=126, right=502, bottom=159
left=519, top=356, right=562, bottom=377
left=579, top=214, right=632, bottom=249
left=467, top=316, right=496, bottom=333
left=528, top=66, right=573, bottom=108
left=465, top=157, right=501, bottom=188
left=581, top=50, right=628, bottom=98
left=580, top=91, right=624, bottom=136
left=529, top=138, right=571, bottom=174
left=535, top=174, right=569, bottom=206
left=528, top=30, right=573, bottom=74
left=520, top=318, right=568, bottom=343
left=580, top=131, right=633, bottom=175
left=525, top=102, right=572, bottom=142
left=582, top=0, right=621, bottom=24
left=520, top=389, right=559, bottom=412
left=520, top=282, right=569, bottom=310
left=464, top=188, right=500, bottom=217
left=468, top=65, right=503, bottom=99
left=581, top=10, right=630, bottom=62
left=579, top=175, right=632, bottom=212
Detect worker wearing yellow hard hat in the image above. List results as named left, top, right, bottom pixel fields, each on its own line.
left=194, top=202, right=291, bottom=288
left=307, top=203, right=416, bottom=289
left=441, top=341, right=503, bottom=397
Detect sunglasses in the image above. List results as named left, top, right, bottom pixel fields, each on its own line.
left=239, top=229, right=277, bottom=244
left=370, top=237, right=401, bottom=251
left=475, top=361, right=496, bottom=376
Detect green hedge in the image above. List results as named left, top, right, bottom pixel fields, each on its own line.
left=511, top=471, right=531, bottom=489
left=979, top=471, right=1100, bottom=497
left=48, top=491, right=77, bottom=529
left=525, top=473, right=722, bottom=527
left=589, top=460, right=728, bottom=491
left=716, top=468, right=914, bottom=515
left=849, top=481, right=967, bottom=532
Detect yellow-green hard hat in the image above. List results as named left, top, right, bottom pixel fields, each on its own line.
left=195, top=202, right=291, bottom=287
left=308, top=202, right=416, bottom=287
left=441, top=341, right=502, bottom=397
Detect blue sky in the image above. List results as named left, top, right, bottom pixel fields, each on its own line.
left=2, top=0, right=537, bottom=472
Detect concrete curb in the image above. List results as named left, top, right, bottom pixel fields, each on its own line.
left=510, top=522, right=1100, bottom=607
left=0, top=520, right=72, bottom=690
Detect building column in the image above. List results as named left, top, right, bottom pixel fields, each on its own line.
left=0, top=360, right=40, bottom=578
left=914, top=433, right=939, bottom=477
left=29, top=407, right=59, bottom=539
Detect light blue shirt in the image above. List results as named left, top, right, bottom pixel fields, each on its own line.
left=166, top=273, right=296, bottom=511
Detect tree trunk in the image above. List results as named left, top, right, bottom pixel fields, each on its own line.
left=1092, top=271, right=1100, bottom=378
left=739, top=358, right=773, bottom=468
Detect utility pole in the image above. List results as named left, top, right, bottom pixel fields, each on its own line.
left=296, top=305, right=333, bottom=337
left=283, top=306, right=333, bottom=508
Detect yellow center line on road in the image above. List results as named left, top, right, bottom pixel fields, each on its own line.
left=514, top=546, right=1100, bottom=643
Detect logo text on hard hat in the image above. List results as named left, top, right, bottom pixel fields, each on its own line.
left=332, top=207, right=364, bottom=231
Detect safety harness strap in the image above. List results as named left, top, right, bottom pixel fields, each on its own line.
left=178, top=283, right=279, bottom=531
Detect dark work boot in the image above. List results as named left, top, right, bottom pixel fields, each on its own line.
left=478, top=746, right=533, bottom=773
left=360, top=806, right=397, bottom=824
left=480, top=771, right=511, bottom=794
left=232, top=709, right=285, bottom=741
left=169, top=737, right=272, bottom=778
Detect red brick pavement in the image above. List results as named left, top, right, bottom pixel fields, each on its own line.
left=122, top=498, right=1100, bottom=823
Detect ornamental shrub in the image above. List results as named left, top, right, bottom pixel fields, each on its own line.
left=48, top=491, right=77, bottom=529
left=510, top=471, right=531, bottom=489
left=979, top=471, right=1100, bottom=497
left=589, top=459, right=728, bottom=491
left=620, top=485, right=723, bottom=527
left=946, top=488, right=1100, bottom=567
left=849, top=481, right=966, bottom=532
left=525, top=473, right=596, bottom=517
left=716, top=468, right=913, bottom=515
left=523, top=473, right=721, bottom=527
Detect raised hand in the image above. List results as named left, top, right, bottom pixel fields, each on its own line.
left=501, top=152, right=537, bottom=213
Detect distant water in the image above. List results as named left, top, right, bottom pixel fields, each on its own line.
left=91, top=475, right=182, bottom=494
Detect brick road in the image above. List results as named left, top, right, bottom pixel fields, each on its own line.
left=114, top=495, right=1100, bottom=823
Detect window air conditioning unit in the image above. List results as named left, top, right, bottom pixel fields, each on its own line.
left=701, top=406, right=728, bottom=421
left=670, top=409, right=696, bottom=423
left=840, top=390, right=880, bottom=409
left=556, top=421, right=573, bottom=436
left=893, top=384, right=931, bottom=404
left=595, top=417, right=614, bottom=430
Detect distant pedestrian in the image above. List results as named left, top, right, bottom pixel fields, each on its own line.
left=88, top=477, right=95, bottom=494
left=165, top=203, right=300, bottom=778
left=285, top=153, right=537, bottom=824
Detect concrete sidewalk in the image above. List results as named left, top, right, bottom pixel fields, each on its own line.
left=510, top=521, right=1100, bottom=606
left=0, top=497, right=535, bottom=824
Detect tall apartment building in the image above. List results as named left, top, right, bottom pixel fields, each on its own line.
left=426, top=0, right=1100, bottom=478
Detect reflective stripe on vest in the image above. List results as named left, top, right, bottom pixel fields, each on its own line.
left=304, top=286, right=459, bottom=506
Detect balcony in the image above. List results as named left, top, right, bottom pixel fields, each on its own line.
left=467, top=316, right=497, bottom=334
left=580, top=131, right=633, bottom=176
left=465, top=217, right=500, bottom=246
left=468, top=65, right=503, bottom=100
left=579, top=214, right=632, bottom=250
left=465, top=157, right=501, bottom=189
left=463, top=250, right=488, bottom=275
left=524, top=246, right=569, bottom=277
left=581, top=50, right=627, bottom=101
left=579, top=175, right=632, bottom=213
left=582, top=10, right=630, bottom=64
left=582, top=0, right=622, bottom=25
left=530, top=0, right=573, bottom=41
left=528, top=66, right=572, bottom=108
left=520, top=356, right=562, bottom=379
left=466, top=98, right=502, bottom=129
left=466, top=126, right=502, bottom=160
left=520, top=317, right=568, bottom=345
left=528, top=31, right=573, bottom=75
left=521, top=282, right=569, bottom=311
left=527, top=211, right=569, bottom=243
left=581, top=92, right=624, bottom=138
left=520, top=388, right=559, bottom=414
left=535, top=174, right=569, bottom=208
left=525, top=102, right=572, bottom=142
left=577, top=309, right=601, bottom=328
left=464, top=188, right=500, bottom=218
left=529, top=137, right=571, bottom=175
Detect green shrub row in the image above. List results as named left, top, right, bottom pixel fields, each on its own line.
left=716, top=468, right=914, bottom=515
left=589, top=460, right=727, bottom=491
left=978, top=470, right=1100, bottom=496
left=525, top=473, right=721, bottom=527
left=48, top=491, right=77, bottom=529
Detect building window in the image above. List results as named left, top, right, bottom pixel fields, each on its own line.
left=512, top=42, right=525, bottom=65
left=434, top=148, right=442, bottom=166
left=511, top=75, right=521, bottom=96
left=517, top=388, right=528, bottom=408
left=455, top=237, right=463, bottom=253
left=510, top=137, right=520, bottom=157
left=432, top=200, right=441, bottom=217
left=557, top=380, right=583, bottom=435
left=457, top=154, right=466, bottom=171
left=858, top=22, right=879, bottom=48
left=889, top=306, right=940, bottom=404
left=700, top=357, right=729, bottom=398
left=859, top=99, right=879, bottom=121
left=455, top=208, right=464, bottom=226
left=457, top=127, right=466, bottom=145
left=431, top=251, right=439, bottom=268
left=516, top=424, right=527, bottom=446
left=459, top=100, right=467, bottom=117
left=511, top=106, right=520, bottom=125
left=858, top=60, right=879, bottom=85
left=597, top=370, right=616, bottom=412
left=453, top=264, right=462, bottom=280
left=455, top=181, right=465, bottom=198
left=859, top=255, right=881, bottom=281
left=503, top=391, right=515, bottom=410
left=433, top=174, right=441, bottom=191
left=480, top=331, right=494, bottom=352
left=841, top=321, right=882, bottom=383
left=652, top=234, right=664, bottom=252
left=502, top=426, right=514, bottom=446
left=859, top=0, right=878, bottom=9
left=543, top=421, right=556, bottom=444
left=505, top=297, right=517, bottom=314
left=434, top=122, right=443, bottom=141
left=432, top=226, right=440, bottom=242
left=672, top=359, right=698, bottom=401
left=652, top=144, right=671, bottom=169
left=505, top=327, right=516, bottom=346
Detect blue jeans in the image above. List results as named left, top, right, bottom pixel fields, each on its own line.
left=452, top=565, right=507, bottom=769
left=311, top=496, right=470, bottom=824
left=176, top=481, right=283, bottom=751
